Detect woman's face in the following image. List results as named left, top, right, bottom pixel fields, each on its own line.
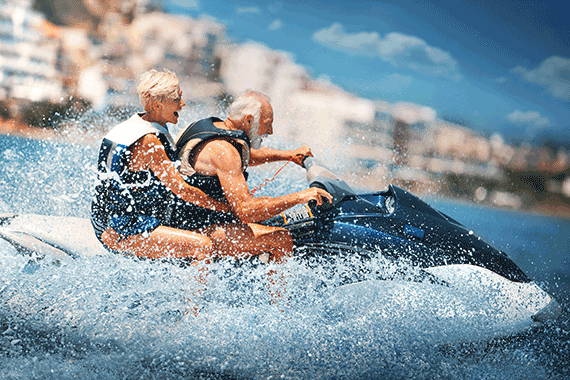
left=156, top=88, right=186, bottom=125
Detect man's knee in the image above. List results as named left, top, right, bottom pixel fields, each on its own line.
left=266, top=228, right=293, bottom=259
left=209, top=226, right=227, bottom=242
left=192, top=241, right=213, bottom=261
left=276, top=229, right=294, bottom=252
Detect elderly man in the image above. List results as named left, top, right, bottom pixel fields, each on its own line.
left=172, top=90, right=332, bottom=263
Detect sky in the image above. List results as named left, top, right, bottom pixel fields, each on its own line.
left=164, top=0, right=569, bottom=145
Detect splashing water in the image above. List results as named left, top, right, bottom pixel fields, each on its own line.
left=0, top=107, right=569, bottom=380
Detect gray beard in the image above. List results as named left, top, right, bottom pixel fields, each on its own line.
left=250, top=135, right=262, bottom=149
left=248, top=122, right=262, bottom=149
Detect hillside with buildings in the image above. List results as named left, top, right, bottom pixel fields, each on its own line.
left=1, top=0, right=569, bottom=218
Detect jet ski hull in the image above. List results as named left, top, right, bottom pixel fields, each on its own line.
left=261, top=157, right=562, bottom=325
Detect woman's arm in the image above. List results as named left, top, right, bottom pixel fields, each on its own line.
left=129, top=134, right=230, bottom=212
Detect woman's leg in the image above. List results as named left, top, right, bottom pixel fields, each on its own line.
left=102, top=226, right=214, bottom=315
left=101, top=225, right=213, bottom=260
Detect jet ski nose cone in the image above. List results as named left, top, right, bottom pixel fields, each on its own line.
left=532, top=298, right=562, bottom=324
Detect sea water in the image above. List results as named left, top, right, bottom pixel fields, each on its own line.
left=0, top=126, right=569, bottom=379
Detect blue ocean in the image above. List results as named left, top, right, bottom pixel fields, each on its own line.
left=0, top=122, right=569, bottom=379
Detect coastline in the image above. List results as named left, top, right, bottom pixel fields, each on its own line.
left=0, top=119, right=63, bottom=141
left=0, top=119, right=103, bottom=146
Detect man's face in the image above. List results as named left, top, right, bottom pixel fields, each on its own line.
left=249, top=103, right=273, bottom=149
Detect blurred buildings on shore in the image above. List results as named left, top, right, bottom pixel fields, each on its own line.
left=0, top=0, right=63, bottom=103
left=1, top=0, right=569, bottom=213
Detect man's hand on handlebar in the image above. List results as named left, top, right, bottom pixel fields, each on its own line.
left=291, top=146, right=313, bottom=166
left=301, top=187, right=332, bottom=207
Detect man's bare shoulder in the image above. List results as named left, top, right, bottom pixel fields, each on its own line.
left=196, top=139, right=242, bottom=171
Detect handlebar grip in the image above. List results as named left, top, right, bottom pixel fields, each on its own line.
left=309, top=182, right=326, bottom=190
left=301, top=155, right=314, bottom=169
left=308, top=196, right=331, bottom=212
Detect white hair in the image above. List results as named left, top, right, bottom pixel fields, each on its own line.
left=227, top=90, right=272, bottom=149
left=227, top=90, right=271, bottom=122
left=137, top=69, right=181, bottom=111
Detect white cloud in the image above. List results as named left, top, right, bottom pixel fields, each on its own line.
left=312, top=23, right=461, bottom=80
left=510, top=66, right=526, bottom=75
left=268, top=19, right=282, bottom=30
left=511, top=56, right=570, bottom=101
left=507, top=110, right=549, bottom=127
left=236, top=6, right=261, bottom=14
left=313, top=23, right=382, bottom=56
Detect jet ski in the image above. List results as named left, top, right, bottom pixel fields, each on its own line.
left=0, top=158, right=561, bottom=328
left=261, top=157, right=562, bottom=324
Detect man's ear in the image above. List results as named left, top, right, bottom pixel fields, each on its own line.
left=244, top=114, right=254, bottom=126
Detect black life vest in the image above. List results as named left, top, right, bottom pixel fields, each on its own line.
left=175, top=117, right=251, bottom=201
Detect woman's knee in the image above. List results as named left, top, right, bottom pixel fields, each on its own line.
left=191, top=235, right=213, bottom=261
left=101, top=228, right=121, bottom=251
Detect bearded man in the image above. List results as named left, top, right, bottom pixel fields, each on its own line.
left=171, top=90, right=331, bottom=262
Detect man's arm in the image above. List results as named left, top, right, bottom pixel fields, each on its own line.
left=130, top=134, right=231, bottom=212
left=199, top=140, right=331, bottom=223
left=249, top=145, right=313, bottom=167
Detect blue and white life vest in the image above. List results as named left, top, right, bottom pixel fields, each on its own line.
left=90, top=113, right=178, bottom=239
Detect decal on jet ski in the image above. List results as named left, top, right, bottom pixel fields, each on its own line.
left=404, top=225, right=424, bottom=238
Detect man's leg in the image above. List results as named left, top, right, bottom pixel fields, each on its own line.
left=204, top=223, right=293, bottom=261
left=204, top=223, right=293, bottom=306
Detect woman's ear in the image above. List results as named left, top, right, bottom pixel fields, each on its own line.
left=153, top=101, right=163, bottom=112
left=144, top=99, right=160, bottom=115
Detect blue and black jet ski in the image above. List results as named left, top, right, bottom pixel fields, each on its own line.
left=261, top=157, right=561, bottom=323
left=263, top=157, right=527, bottom=283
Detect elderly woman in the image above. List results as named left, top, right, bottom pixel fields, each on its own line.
left=91, top=69, right=230, bottom=260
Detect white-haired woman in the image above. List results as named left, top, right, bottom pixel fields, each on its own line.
left=91, top=69, right=230, bottom=260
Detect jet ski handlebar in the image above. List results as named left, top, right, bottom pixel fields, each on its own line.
left=301, top=156, right=357, bottom=209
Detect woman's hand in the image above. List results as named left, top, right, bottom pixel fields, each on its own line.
left=131, top=134, right=233, bottom=213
